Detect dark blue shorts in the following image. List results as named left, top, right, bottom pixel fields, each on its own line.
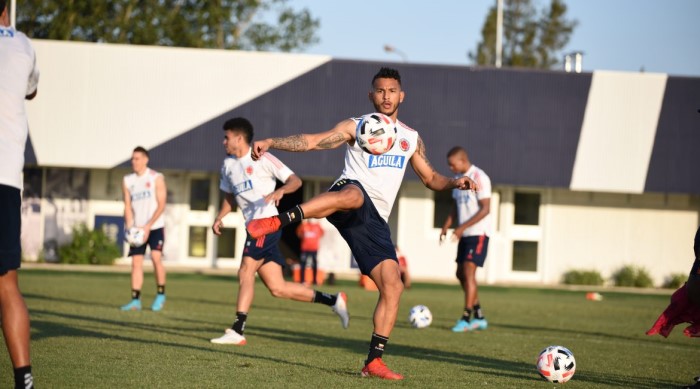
left=242, top=230, right=285, bottom=267
left=128, top=228, right=165, bottom=256
left=691, top=259, right=700, bottom=278
left=326, top=179, right=396, bottom=276
left=0, top=184, right=21, bottom=274
left=456, top=235, right=490, bottom=267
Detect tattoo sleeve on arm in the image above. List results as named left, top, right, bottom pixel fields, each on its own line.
left=416, top=137, right=437, bottom=174
left=317, top=132, right=347, bottom=149
left=271, top=135, right=308, bottom=152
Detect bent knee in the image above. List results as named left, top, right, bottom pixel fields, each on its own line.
left=268, top=287, right=286, bottom=299
left=339, top=186, right=364, bottom=208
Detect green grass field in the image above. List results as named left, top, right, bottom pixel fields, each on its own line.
left=0, top=269, right=697, bottom=388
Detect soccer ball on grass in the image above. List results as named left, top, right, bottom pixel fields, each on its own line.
left=355, top=112, right=397, bottom=155
left=536, top=345, right=576, bottom=383
left=408, top=305, right=433, bottom=329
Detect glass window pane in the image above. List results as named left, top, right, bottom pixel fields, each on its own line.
left=190, top=178, right=210, bottom=211
left=188, top=226, right=207, bottom=257
left=433, top=190, right=453, bottom=228
left=217, top=227, right=237, bottom=258
left=512, top=241, right=538, bottom=271
left=514, top=192, right=540, bottom=225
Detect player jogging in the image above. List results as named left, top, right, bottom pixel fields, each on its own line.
left=440, top=146, right=492, bottom=332
left=209, top=117, right=349, bottom=346
left=246, top=67, right=478, bottom=380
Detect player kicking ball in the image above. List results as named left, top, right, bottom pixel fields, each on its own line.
left=246, top=67, right=478, bottom=379
left=210, top=117, right=348, bottom=346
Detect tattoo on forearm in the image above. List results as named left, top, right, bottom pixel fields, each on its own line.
left=317, top=133, right=346, bottom=149
left=271, top=135, right=308, bottom=152
left=417, top=137, right=437, bottom=175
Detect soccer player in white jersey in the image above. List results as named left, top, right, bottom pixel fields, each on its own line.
left=440, top=146, right=492, bottom=332
left=121, top=146, right=168, bottom=311
left=247, top=68, right=478, bottom=380
left=209, top=117, right=349, bottom=346
left=0, top=0, right=38, bottom=387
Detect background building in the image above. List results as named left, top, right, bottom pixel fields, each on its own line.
left=23, top=40, right=700, bottom=286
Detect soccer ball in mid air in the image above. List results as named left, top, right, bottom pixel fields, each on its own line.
left=126, top=227, right=146, bottom=247
left=408, top=305, right=433, bottom=329
left=536, top=345, right=576, bottom=383
left=355, top=112, right=397, bottom=155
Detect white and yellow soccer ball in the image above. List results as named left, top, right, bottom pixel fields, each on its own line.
left=355, top=112, right=398, bottom=155
left=536, top=345, right=576, bottom=384
left=409, top=305, right=433, bottom=329
left=126, top=227, right=146, bottom=247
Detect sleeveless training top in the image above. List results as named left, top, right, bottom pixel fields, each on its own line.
left=337, top=116, right=418, bottom=222
left=124, top=168, right=165, bottom=229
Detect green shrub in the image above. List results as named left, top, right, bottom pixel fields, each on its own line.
left=58, top=223, right=121, bottom=265
left=662, top=273, right=687, bottom=289
left=562, top=269, right=604, bottom=285
left=612, top=265, right=654, bottom=288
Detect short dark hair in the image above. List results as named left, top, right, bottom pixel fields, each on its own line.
left=372, top=67, right=402, bottom=86
left=133, top=146, right=149, bottom=158
left=222, top=117, right=254, bottom=144
left=447, top=146, right=466, bottom=158
left=0, top=1, right=6, bottom=13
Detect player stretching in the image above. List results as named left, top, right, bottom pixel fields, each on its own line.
left=247, top=67, right=478, bottom=380
left=440, top=146, right=492, bottom=332
left=210, top=117, right=349, bottom=346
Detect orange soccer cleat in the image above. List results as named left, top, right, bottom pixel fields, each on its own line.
left=246, top=216, right=281, bottom=239
left=361, top=358, right=404, bottom=380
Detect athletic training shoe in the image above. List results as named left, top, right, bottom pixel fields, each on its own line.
left=361, top=358, right=404, bottom=380
left=332, top=292, right=349, bottom=329
left=246, top=216, right=281, bottom=239
left=121, top=299, right=142, bottom=311
left=451, top=319, right=473, bottom=332
left=683, top=376, right=700, bottom=389
left=210, top=329, right=247, bottom=345
left=151, top=294, right=166, bottom=312
left=470, top=318, right=488, bottom=330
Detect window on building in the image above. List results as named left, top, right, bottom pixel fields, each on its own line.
left=190, top=178, right=211, bottom=211
left=188, top=226, right=207, bottom=257
left=217, top=227, right=237, bottom=258
left=514, top=192, right=540, bottom=225
left=433, top=190, right=453, bottom=228
left=512, top=240, right=538, bottom=271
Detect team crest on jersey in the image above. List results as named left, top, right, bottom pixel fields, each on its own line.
left=246, top=166, right=254, bottom=175
left=146, top=182, right=151, bottom=188
left=367, top=154, right=406, bottom=169
left=399, top=138, right=410, bottom=151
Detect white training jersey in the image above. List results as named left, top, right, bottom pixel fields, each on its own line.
left=453, top=165, right=492, bottom=237
left=337, top=116, right=418, bottom=222
left=124, top=168, right=165, bottom=229
left=0, top=27, right=40, bottom=190
left=219, top=148, right=294, bottom=223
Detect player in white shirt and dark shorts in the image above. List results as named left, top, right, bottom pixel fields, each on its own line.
left=440, top=146, right=492, bottom=333
left=0, top=0, right=38, bottom=386
left=209, top=117, right=349, bottom=346
left=121, top=147, right=168, bottom=312
left=246, top=68, right=478, bottom=380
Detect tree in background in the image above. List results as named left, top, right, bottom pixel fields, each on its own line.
left=469, top=0, right=577, bottom=69
left=16, top=0, right=319, bottom=52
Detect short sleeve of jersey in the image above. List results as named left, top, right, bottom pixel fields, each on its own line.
left=26, top=45, right=39, bottom=96
left=475, top=171, right=492, bottom=201
left=219, top=162, right=233, bottom=193
left=260, top=153, right=293, bottom=183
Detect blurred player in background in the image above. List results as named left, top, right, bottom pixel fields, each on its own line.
left=210, top=117, right=348, bottom=346
left=0, top=0, right=38, bottom=386
left=440, top=146, right=492, bottom=333
left=121, top=146, right=168, bottom=312
left=247, top=67, right=478, bottom=380
left=296, top=219, right=324, bottom=285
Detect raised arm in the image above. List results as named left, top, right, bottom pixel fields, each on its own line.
left=251, top=119, right=356, bottom=160
left=410, top=136, right=478, bottom=191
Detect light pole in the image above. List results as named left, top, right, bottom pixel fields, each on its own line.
left=383, top=44, right=408, bottom=63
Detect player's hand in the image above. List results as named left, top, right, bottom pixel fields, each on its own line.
left=455, top=176, right=479, bottom=191
left=142, top=225, right=151, bottom=242
left=451, top=227, right=465, bottom=243
left=439, top=230, right=447, bottom=245
left=263, top=189, right=284, bottom=206
left=251, top=139, right=271, bottom=161
left=212, top=219, right=223, bottom=236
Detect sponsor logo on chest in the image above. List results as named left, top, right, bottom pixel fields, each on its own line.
left=367, top=154, right=406, bottom=169
left=233, top=180, right=253, bottom=195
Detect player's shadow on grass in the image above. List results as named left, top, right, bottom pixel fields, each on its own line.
left=250, top=324, right=682, bottom=388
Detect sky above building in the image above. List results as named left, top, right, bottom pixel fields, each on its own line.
left=288, top=0, right=700, bottom=77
